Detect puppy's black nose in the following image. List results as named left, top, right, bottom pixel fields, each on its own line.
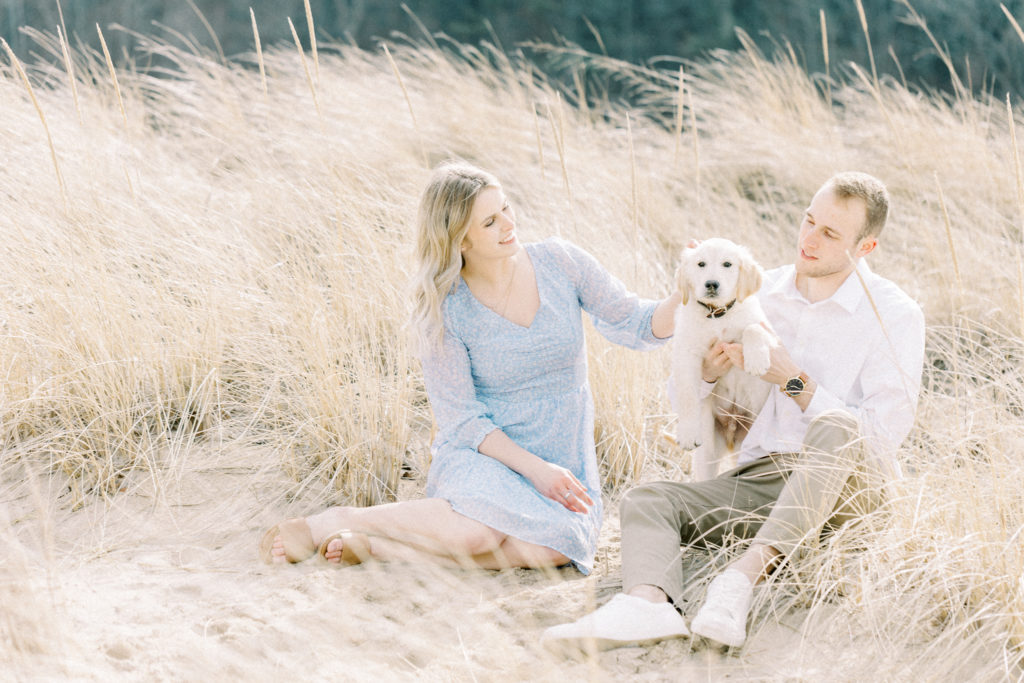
left=704, top=280, right=719, bottom=293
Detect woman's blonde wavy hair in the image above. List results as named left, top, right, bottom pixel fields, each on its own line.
left=411, top=161, right=500, bottom=354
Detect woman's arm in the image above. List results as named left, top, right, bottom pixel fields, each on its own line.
left=548, top=238, right=673, bottom=349
left=422, top=315, right=593, bottom=513
left=477, top=430, right=594, bottom=513
left=651, top=291, right=682, bottom=339
left=421, top=327, right=500, bottom=452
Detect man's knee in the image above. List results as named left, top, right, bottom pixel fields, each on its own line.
left=808, top=409, right=859, bottom=436
left=620, top=482, right=687, bottom=527
left=621, top=482, right=671, bottom=515
left=805, top=409, right=863, bottom=460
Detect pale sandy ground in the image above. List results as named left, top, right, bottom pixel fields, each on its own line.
left=2, top=441, right=996, bottom=683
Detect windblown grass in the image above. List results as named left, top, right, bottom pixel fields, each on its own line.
left=1, top=9, right=1023, bottom=679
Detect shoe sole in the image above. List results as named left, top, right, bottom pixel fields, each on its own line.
left=690, top=620, right=745, bottom=649
left=542, top=633, right=689, bottom=656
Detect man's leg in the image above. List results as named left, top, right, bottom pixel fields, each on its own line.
left=541, top=457, right=788, bottom=651
left=692, top=409, right=886, bottom=647
left=620, top=457, right=787, bottom=605
left=750, top=409, right=883, bottom=559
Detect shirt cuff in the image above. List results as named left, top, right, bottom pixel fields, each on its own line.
left=801, top=381, right=847, bottom=420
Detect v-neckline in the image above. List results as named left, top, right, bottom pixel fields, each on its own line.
left=462, top=247, right=541, bottom=330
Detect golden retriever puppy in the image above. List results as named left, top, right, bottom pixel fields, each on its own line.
left=670, top=238, right=775, bottom=480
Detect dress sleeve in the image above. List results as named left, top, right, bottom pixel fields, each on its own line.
left=546, top=237, right=666, bottom=350
left=420, top=314, right=498, bottom=451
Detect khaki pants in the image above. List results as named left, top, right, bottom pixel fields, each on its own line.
left=621, top=409, right=885, bottom=605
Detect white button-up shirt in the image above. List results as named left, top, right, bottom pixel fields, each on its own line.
left=736, top=260, right=925, bottom=474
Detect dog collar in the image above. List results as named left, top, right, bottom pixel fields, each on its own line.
left=698, top=299, right=736, bottom=319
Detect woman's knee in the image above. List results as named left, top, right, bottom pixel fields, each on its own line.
left=447, top=510, right=506, bottom=556
left=500, top=538, right=568, bottom=568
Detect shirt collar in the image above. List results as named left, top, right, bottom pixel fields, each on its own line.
left=770, top=260, right=873, bottom=313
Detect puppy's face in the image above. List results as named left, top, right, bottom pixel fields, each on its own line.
left=677, top=238, right=763, bottom=306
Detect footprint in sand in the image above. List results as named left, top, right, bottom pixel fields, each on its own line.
left=104, top=641, right=138, bottom=671
left=105, top=642, right=132, bottom=660
left=173, top=583, right=203, bottom=598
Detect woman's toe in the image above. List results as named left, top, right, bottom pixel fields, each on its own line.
left=270, top=537, right=288, bottom=563
left=323, top=539, right=344, bottom=562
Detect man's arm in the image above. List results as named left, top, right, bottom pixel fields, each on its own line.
left=721, top=306, right=925, bottom=455
left=720, top=341, right=816, bottom=411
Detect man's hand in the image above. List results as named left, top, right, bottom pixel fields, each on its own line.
left=722, top=338, right=806, bottom=395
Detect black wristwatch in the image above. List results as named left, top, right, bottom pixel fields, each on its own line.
left=781, top=372, right=810, bottom=398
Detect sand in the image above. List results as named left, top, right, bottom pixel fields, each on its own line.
left=2, top=441, right=979, bottom=683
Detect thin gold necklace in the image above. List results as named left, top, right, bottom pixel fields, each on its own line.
left=488, top=255, right=518, bottom=317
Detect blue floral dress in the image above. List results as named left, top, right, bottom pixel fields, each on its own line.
left=421, top=238, right=665, bottom=573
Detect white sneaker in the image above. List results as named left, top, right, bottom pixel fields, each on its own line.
left=689, top=568, right=754, bottom=648
left=540, top=593, right=690, bottom=652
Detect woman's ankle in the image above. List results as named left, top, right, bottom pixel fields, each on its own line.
left=305, top=506, right=353, bottom=544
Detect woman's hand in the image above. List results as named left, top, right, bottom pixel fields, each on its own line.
left=702, top=338, right=735, bottom=383
left=523, top=459, right=594, bottom=514
left=476, top=429, right=595, bottom=513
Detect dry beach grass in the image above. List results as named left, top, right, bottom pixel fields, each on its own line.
left=2, top=6, right=1024, bottom=680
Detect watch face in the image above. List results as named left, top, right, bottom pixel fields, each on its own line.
left=785, top=377, right=805, bottom=396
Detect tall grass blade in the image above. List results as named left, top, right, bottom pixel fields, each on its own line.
left=1, top=38, right=67, bottom=210
left=96, top=24, right=128, bottom=130
left=1002, top=4, right=1024, bottom=45
left=288, top=17, right=320, bottom=119
left=545, top=93, right=574, bottom=234
left=1009, top=95, right=1024, bottom=233
left=934, top=172, right=963, bottom=298
left=673, top=66, right=685, bottom=168
left=381, top=43, right=426, bottom=167
left=532, top=102, right=546, bottom=180
left=56, top=26, right=81, bottom=126
left=304, top=0, right=319, bottom=86
left=250, top=7, right=267, bottom=97
left=854, top=0, right=879, bottom=92
left=820, top=9, right=832, bottom=109
left=626, top=112, right=639, bottom=282
left=186, top=0, right=226, bottom=65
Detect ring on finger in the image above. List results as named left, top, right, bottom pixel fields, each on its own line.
left=562, top=490, right=572, bottom=499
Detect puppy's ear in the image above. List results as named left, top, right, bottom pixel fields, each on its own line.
left=676, top=251, right=694, bottom=305
left=735, top=248, right=764, bottom=301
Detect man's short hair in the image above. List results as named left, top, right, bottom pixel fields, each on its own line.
left=826, top=172, right=889, bottom=240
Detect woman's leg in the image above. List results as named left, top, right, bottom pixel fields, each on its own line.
left=471, top=535, right=569, bottom=570
left=270, top=497, right=568, bottom=569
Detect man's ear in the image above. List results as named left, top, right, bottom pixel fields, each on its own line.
left=856, top=236, right=878, bottom=258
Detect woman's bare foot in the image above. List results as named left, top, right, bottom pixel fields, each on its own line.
left=319, top=530, right=373, bottom=565
left=321, top=536, right=345, bottom=563
left=269, top=536, right=291, bottom=564
left=259, top=518, right=316, bottom=564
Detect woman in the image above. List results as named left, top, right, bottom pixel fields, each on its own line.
left=261, top=162, right=680, bottom=573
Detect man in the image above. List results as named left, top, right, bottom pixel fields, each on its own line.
left=542, top=171, right=925, bottom=650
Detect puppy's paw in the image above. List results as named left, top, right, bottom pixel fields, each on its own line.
left=675, top=419, right=703, bottom=450
left=744, top=349, right=771, bottom=376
